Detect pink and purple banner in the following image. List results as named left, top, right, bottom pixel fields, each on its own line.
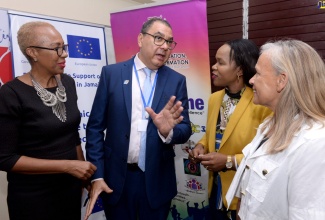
left=111, top=1, right=211, bottom=219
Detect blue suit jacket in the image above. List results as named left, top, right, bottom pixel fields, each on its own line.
left=86, top=57, right=192, bottom=209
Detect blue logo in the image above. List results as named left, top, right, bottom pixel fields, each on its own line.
left=67, top=35, right=101, bottom=60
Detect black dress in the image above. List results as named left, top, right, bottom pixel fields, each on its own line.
left=0, top=74, right=82, bottom=220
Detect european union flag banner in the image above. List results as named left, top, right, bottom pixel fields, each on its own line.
left=67, top=35, right=101, bottom=60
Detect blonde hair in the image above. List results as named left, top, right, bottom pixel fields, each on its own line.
left=17, top=21, right=55, bottom=62
left=261, top=39, right=325, bottom=153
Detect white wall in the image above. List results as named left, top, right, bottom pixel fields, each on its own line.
left=0, top=172, right=8, bottom=220
left=0, top=0, right=141, bottom=26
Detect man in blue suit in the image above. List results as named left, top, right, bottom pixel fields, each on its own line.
left=84, top=17, right=192, bottom=220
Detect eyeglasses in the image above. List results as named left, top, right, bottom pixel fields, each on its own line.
left=28, top=44, right=69, bottom=57
left=143, top=33, right=177, bottom=50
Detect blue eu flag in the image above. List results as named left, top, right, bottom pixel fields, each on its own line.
left=67, top=35, right=101, bottom=60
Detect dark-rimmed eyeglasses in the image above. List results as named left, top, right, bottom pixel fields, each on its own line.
left=143, top=33, right=177, bottom=50
left=28, top=44, right=69, bottom=57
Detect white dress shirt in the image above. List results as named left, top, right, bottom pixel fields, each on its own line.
left=226, top=120, right=325, bottom=220
left=127, top=54, right=173, bottom=164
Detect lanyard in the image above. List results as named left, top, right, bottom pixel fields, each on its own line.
left=133, top=62, right=158, bottom=109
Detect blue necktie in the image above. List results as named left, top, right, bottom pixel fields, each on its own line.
left=138, top=67, right=152, bottom=171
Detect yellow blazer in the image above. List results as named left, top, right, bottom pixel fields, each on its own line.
left=197, top=87, right=272, bottom=210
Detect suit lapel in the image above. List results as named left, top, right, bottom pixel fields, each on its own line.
left=220, top=88, right=253, bottom=149
left=244, top=130, right=268, bottom=158
left=122, top=59, right=134, bottom=122
left=150, top=66, right=168, bottom=116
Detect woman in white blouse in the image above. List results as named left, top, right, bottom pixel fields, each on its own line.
left=226, top=39, right=325, bottom=220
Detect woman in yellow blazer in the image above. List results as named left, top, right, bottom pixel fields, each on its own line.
left=189, top=39, right=272, bottom=219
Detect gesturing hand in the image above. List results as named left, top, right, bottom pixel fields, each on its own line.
left=146, top=96, right=184, bottom=137
left=84, top=179, right=113, bottom=220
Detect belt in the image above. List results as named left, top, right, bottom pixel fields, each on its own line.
left=127, top=163, right=141, bottom=171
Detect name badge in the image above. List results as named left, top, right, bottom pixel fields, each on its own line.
left=138, top=119, right=148, bottom=132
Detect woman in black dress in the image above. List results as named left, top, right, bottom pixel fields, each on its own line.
left=0, top=21, right=96, bottom=220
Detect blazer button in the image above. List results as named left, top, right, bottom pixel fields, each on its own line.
left=125, top=134, right=129, bottom=140
left=262, top=169, right=268, bottom=176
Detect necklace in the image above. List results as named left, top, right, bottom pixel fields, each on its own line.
left=220, top=87, right=246, bottom=129
left=30, top=72, right=67, bottom=122
left=220, top=98, right=234, bottom=129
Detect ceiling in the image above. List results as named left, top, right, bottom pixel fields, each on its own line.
left=131, top=0, right=155, bottom=3
left=126, top=0, right=189, bottom=7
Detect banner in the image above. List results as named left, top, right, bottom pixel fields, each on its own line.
left=9, top=12, right=107, bottom=220
left=0, top=10, right=13, bottom=86
left=0, top=8, right=12, bottom=220
left=111, top=0, right=211, bottom=219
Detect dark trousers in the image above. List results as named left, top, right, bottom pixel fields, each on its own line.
left=206, top=182, right=236, bottom=220
left=207, top=208, right=236, bottom=220
left=104, top=165, right=171, bottom=220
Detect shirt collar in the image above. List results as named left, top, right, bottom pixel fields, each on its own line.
left=134, top=53, right=157, bottom=74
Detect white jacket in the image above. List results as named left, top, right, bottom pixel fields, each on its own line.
left=226, top=120, right=325, bottom=220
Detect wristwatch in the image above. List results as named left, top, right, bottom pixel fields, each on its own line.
left=225, top=155, right=233, bottom=169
